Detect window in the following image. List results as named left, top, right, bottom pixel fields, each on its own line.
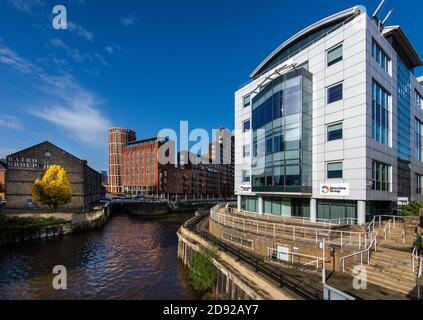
left=372, top=39, right=391, bottom=74
left=243, top=144, right=251, bottom=158
left=372, top=161, right=391, bottom=192
left=243, top=119, right=251, bottom=132
left=327, top=123, right=343, bottom=141
left=243, top=95, right=251, bottom=108
left=242, top=170, right=251, bottom=183
left=297, top=60, right=309, bottom=70
left=416, top=91, right=423, bottom=110
left=327, top=162, right=343, bottom=179
left=371, top=80, right=390, bottom=146
left=416, top=174, right=423, bottom=195
left=416, top=118, right=423, bottom=161
left=327, top=83, right=343, bottom=104
left=327, top=44, right=343, bottom=66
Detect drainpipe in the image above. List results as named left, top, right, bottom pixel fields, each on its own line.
left=310, top=198, right=317, bottom=223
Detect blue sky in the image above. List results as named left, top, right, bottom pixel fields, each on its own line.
left=0, top=0, right=422, bottom=171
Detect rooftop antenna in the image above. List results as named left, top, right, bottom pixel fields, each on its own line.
left=381, top=9, right=393, bottom=26
left=372, top=0, right=385, bottom=19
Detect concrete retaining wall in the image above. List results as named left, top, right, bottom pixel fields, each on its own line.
left=0, top=206, right=111, bottom=246
left=177, top=223, right=295, bottom=300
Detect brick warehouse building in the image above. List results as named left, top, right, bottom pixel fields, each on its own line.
left=109, top=128, right=235, bottom=200
left=6, top=141, right=105, bottom=210
left=0, top=159, right=5, bottom=200
left=122, top=137, right=175, bottom=195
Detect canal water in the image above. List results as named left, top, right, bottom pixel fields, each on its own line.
left=0, top=213, right=200, bottom=300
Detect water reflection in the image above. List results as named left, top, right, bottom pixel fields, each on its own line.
left=0, top=214, right=199, bottom=300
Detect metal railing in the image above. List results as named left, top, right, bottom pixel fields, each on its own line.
left=366, top=215, right=406, bottom=244
left=383, top=219, right=393, bottom=240
left=412, top=247, right=423, bottom=278
left=229, top=208, right=358, bottom=227
left=184, top=212, right=322, bottom=299
left=340, top=232, right=379, bottom=272
left=211, top=210, right=369, bottom=249
left=267, top=248, right=325, bottom=270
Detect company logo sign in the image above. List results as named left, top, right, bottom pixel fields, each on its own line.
left=320, top=183, right=349, bottom=196
left=240, top=184, right=252, bottom=192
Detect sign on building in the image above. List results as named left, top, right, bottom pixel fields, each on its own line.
left=240, top=184, right=252, bottom=192
left=320, top=183, right=350, bottom=196
left=7, top=157, right=39, bottom=169
left=277, top=246, right=289, bottom=262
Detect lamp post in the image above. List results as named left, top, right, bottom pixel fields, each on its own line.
left=322, top=238, right=326, bottom=284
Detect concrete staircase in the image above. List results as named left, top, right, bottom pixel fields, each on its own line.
left=346, top=222, right=419, bottom=298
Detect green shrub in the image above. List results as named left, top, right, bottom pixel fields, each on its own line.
left=400, top=202, right=423, bottom=217
left=0, top=217, right=66, bottom=233
left=188, top=248, right=217, bottom=293
left=415, top=234, right=423, bottom=253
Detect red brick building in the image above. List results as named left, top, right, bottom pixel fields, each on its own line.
left=122, top=137, right=175, bottom=195
left=0, top=160, right=6, bottom=201
left=108, top=128, right=235, bottom=200
left=108, top=128, right=136, bottom=194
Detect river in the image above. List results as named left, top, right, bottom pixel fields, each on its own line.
left=0, top=213, right=200, bottom=300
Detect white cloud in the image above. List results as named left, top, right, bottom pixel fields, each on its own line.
left=120, top=15, right=137, bottom=27
left=0, top=46, right=38, bottom=74
left=0, top=44, right=112, bottom=146
left=68, top=22, right=94, bottom=42
left=50, top=38, right=83, bottom=62
left=0, top=116, right=23, bottom=130
left=105, top=45, right=121, bottom=54
left=0, top=147, right=17, bottom=158
left=33, top=74, right=112, bottom=145
left=50, top=38, right=109, bottom=67
left=8, top=0, right=45, bottom=14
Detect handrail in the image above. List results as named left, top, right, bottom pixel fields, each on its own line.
left=412, top=246, right=423, bottom=277
left=367, top=215, right=406, bottom=244
left=229, top=208, right=358, bottom=226
left=340, top=232, right=379, bottom=272
left=383, top=219, right=392, bottom=240
left=212, top=210, right=368, bottom=249
left=267, top=248, right=325, bottom=270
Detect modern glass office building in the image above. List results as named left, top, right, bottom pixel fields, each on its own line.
left=235, top=5, right=423, bottom=224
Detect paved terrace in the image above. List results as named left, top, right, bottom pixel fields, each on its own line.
left=212, top=208, right=371, bottom=250
left=197, top=215, right=410, bottom=300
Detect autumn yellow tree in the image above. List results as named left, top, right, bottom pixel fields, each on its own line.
left=32, top=165, right=72, bottom=211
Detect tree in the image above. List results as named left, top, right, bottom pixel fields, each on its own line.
left=32, top=165, right=72, bottom=211
left=401, top=202, right=423, bottom=217
left=188, top=249, right=217, bottom=294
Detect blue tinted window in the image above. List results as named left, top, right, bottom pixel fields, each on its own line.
left=327, top=44, right=343, bottom=66
left=327, top=123, right=343, bottom=141
left=372, top=39, right=391, bottom=75
left=327, top=83, right=343, bottom=104
left=243, top=120, right=251, bottom=132
left=327, top=162, right=343, bottom=179
left=243, top=95, right=251, bottom=108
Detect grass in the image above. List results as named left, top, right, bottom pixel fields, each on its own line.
left=0, top=216, right=68, bottom=233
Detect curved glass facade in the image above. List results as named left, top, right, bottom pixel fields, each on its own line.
left=251, top=68, right=312, bottom=193
left=397, top=57, right=412, bottom=198
left=255, top=19, right=350, bottom=78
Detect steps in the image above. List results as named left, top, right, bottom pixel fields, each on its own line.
left=345, top=222, right=419, bottom=298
